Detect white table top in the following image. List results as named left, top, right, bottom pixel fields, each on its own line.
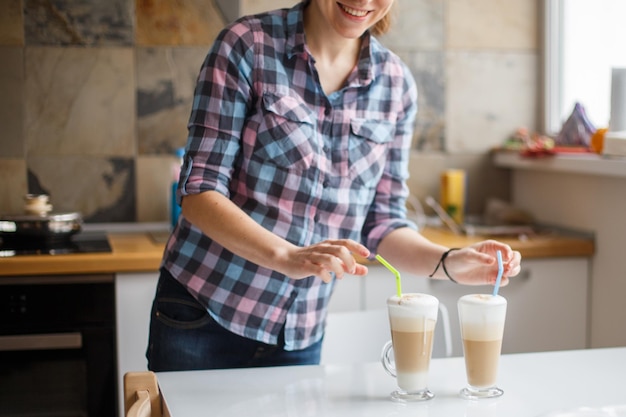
left=157, top=347, right=626, bottom=417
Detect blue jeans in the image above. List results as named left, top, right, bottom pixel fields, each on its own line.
left=146, top=268, right=322, bottom=371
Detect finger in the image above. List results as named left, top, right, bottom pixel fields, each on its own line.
left=504, top=252, right=522, bottom=277
left=501, top=247, right=517, bottom=265
left=487, top=266, right=509, bottom=286
left=337, top=247, right=359, bottom=275
left=353, top=263, right=368, bottom=276
left=347, top=241, right=371, bottom=258
left=478, top=240, right=514, bottom=260
left=311, top=252, right=349, bottom=279
left=317, top=243, right=360, bottom=275
left=327, top=239, right=370, bottom=259
left=500, top=245, right=518, bottom=269
left=318, top=268, right=334, bottom=283
left=302, top=262, right=333, bottom=283
left=506, top=263, right=522, bottom=278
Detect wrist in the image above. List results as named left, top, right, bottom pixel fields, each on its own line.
left=429, top=248, right=460, bottom=283
left=269, top=242, right=298, bottom=274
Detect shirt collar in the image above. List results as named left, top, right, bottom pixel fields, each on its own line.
left=352, top=33, right=375, bottom=87
left=285, top=1, right=309, bottom=60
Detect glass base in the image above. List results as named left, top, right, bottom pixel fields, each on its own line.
left=390, top=389, right=434, bottom=402
left=460, top=386, right=503, bottom=400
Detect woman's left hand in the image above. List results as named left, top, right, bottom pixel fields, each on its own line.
left=443, top=240, right=522, bottom=286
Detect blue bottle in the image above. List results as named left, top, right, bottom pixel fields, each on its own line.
left=170, top=147, right=185, bottom=228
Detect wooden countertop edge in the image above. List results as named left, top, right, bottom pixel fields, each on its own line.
left=0, top=228, right=595, bottom=277
left=0, top=254, right=164, bottom=276
left=0, top=233, right=165, bottom=276
left=419, top=228, right=595, bottom=258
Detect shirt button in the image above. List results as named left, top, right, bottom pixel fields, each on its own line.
left=324, top=106, right=331, bottom=116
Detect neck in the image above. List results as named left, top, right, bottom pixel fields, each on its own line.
left=303, top=2, right=362, bottom=65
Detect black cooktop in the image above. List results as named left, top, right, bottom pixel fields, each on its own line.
left=0, top=231, right=112, bottom=257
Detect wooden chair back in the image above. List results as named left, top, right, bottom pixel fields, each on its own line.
left=124, top=371, right=170, bottom=417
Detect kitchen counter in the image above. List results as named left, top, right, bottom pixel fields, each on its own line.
left=0, top=232, right=167, bottom=276
left=157, top=347, right=626, bottom=417
left=419, top=227, right=594, bottom=259
left=0, top=226, right=594, bottom=277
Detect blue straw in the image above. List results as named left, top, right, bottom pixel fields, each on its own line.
left=492, top=250, right=503, bottom=297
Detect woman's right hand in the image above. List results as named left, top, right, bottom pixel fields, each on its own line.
left=279, top=239, right=370, bottom=283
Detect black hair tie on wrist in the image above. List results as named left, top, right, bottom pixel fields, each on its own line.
left=429, top=248, right=460, bottom=283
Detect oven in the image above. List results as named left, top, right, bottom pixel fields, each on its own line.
left=0, top=274, right=117, bottom=417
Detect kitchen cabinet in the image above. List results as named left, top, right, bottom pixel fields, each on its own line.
left=494, top=151, right=626, bottom=348
left=326, top=258, right=589, bottom=359
left=420, top=257, right=588, bottom=355
left=115, top=271, right=159, bottom=417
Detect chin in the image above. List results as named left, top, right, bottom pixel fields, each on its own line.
left=331, top=20, right=370, bottom=39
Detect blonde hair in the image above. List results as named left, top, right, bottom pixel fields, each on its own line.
left=371, top=11, right=392, bottom=36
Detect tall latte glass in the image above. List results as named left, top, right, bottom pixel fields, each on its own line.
left=458, top=294, right=507, bottom=399
left=381, top=293, right=438, bottom=402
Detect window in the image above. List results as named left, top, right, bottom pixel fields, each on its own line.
left=544, top=0, right=626, bottom=134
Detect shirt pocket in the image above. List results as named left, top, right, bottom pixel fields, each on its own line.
left=348, top=118, right=395, bottom=186
left=252, top=92, right=317, bottom=173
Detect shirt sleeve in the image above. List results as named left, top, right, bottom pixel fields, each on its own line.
left=361, top=61, right=419, bottom=253
left=177, top=20, right=256, bottom=202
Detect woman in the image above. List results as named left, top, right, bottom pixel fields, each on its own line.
left=147, top=0, right=522, bottom=371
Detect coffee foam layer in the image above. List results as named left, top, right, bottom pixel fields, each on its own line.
left=388, top=293, right=438, bottom=310
left=458, top=294, right=507, bottom=340
left=387, top=293, right=439, bottom=331
left=387, top=293, right=439, bottom=320
left=460, top=294, right=507, bottom=306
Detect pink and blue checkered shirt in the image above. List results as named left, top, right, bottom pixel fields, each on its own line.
left=162, top=1, right=418, bottom=350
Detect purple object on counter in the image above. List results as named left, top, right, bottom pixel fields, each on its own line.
left=555, top=102, right=596, bottom=147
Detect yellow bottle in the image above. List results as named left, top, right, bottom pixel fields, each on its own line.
left=440, top=169, right=466, bottom=225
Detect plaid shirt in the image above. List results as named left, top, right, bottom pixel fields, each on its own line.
left=162, top=1, right=418, bottom=350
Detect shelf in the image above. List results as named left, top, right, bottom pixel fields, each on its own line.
left=493, top=151, right=626, bottom=178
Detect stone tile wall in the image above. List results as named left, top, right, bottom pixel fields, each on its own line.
left=0, top=0, right=538, bottom=223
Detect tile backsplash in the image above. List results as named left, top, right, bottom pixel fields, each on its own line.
left=0, top=0, right=538, bottom=222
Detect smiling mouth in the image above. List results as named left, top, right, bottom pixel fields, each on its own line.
left=338, top=3, right=370, bottom=18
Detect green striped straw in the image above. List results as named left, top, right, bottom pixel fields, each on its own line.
left=375, top=254, right=402, bottom=297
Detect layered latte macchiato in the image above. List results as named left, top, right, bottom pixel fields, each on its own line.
left=458, top=294, right=507, bottom=399
left=382, top=293, right=439, bottom=402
